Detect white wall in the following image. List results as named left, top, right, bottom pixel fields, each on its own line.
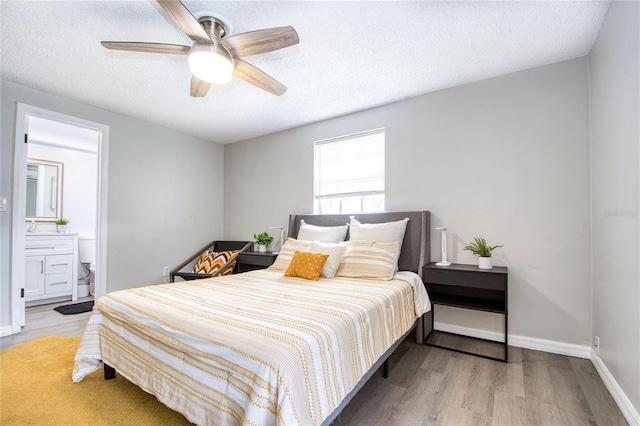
left=1, top=80, right=225, bottom=329
left=225, top=58, right=592, bottom=347
left=589, top=0, right=640, bottom=415
left=27, top=141, right=98, bottom=235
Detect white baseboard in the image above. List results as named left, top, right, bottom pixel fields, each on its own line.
left=509, top=334, right=591, bottom=359
left=434, top=322, right=591, bottom=358
left=590, top=350, right=640, bottom=426
left=0, top=325, right=14, bottom=337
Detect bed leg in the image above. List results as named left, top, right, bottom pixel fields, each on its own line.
left=416, top=315, right=424, bottom=344
left=382, top=360, right=389, bottom=378
left=104, top=363, right=116, bottom=380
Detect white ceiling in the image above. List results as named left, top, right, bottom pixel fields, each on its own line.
left=1, top=1, right=610, bottom=145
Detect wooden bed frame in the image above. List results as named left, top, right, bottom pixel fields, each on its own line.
left=104, top=210, right=432, bottom=425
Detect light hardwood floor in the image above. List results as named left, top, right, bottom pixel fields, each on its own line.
left=336, top=337, right=628, bottom=426
left=1, top=306, right=628, bottom=425
left=0, top=297, right=93, bottom=350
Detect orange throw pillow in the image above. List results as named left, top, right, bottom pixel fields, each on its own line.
left=284, top=251, right=329, bottom=281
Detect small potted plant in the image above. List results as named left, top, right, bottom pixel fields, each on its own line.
left=55, top=218, right=69, bottom=233
left=463, top=237, right=503, bottom=270
left=253, top=232, right=274, bottom=252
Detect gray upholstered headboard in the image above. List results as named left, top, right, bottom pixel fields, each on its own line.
left=288, top=211, right=430, bottom=278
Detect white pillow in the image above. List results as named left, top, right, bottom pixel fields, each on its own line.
left=335, top=240, right=400, bottom=280
left=296, top=219, right=348, bottom=243
left=349, top=218, right=409, bottom=271
left=270, top=238, right=312, bottom=270
left=309, top=241, right=347, bottom=278
left=348, top=217, right=409, bottom=245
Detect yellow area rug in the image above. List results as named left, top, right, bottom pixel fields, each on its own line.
left=0, top=335, right=192, bottom=425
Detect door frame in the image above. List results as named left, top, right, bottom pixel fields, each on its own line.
left=10, top=103, right=109, bottom=333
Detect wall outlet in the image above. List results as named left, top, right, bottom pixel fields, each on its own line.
left=594, top=336, right=600, bottom=355
left=162, top=266, right=170, bottom=277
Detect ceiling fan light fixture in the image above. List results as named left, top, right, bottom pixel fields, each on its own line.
left=101, top=2, right=298, bottom=96
left=188, top=42, right=234, bottom=84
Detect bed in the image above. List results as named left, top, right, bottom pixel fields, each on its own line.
left=73, top=211, right=431, bottom=425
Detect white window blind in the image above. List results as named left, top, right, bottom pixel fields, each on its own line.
left=314, top=128, right=385, bottom=214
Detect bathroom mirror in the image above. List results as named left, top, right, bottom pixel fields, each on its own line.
left=26, top=159, right=63, bottom=221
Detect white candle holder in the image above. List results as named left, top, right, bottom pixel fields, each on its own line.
left=436, top=227, right=451, bottom=266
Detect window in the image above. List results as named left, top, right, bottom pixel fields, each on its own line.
left=314, top=128, right=385, bottom=214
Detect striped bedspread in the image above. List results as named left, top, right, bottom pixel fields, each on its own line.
left=73, top=269, right=430, bottom=426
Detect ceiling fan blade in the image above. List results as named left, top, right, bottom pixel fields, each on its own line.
left=156, top=0, right=210, bottom=42
left=101, top=42, right=190, bottom=55
left=190, top=76, right=211, bottom=97
left=221, top=26, right=299, bottom=58
left=233, top=59, right=287, bottom=96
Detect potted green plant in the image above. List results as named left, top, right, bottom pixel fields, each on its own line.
left=253, top=232, right=274, bottom=252
left=55, top=218, right=69, bottom=233
left=463, top=237, right=503, bottom=269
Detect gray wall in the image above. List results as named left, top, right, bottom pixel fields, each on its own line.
left=1, top=80, right=225, bottom=328
left=589, top=1, right=640, bottom=414
left=225, top=58, right=592, bottom=346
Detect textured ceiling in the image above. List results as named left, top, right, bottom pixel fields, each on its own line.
left=1, top=1, right=610, bottom=144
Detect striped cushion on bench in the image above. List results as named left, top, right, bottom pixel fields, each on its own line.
left=193, top=251, right=237, bottom=275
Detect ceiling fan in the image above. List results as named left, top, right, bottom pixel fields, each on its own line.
left=101, top=0, right=299, bottom=97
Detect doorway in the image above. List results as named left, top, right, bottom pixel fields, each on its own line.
left=10, top=103, right=109, bottom=334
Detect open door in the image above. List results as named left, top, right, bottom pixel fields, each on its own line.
left=9, top=103, right=109, bottom=335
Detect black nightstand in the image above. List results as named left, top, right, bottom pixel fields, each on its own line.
left=422, top=262, right=508, bottom=362
left=237, top=252, right=278, bottom=272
